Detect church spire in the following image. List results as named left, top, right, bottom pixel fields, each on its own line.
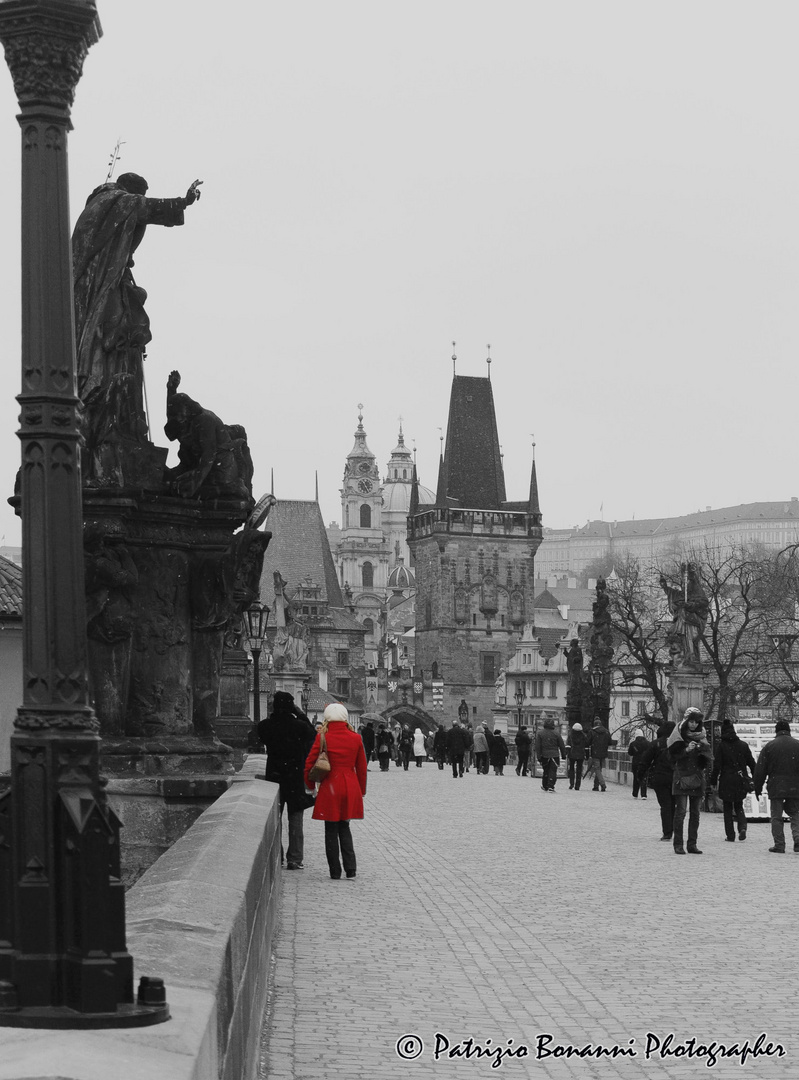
left=442, top=373, right=506, bottom=509
left=409, top=462, right=419, bottom=517
left=528, top=436, right=541, bottom=517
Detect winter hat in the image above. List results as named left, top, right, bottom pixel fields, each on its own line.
left=494, top=728, right=502, bottom=735
left=683, top=706, right=704, bottom=722
left=272, top=690, right=294, bottom=712
left=323, top=703, right=349, bottom=724
left=776, top=719, right=791, bottom=734
left=572, top=723, right=583, bottom=731
left=544, top=718, right=555, bottom=729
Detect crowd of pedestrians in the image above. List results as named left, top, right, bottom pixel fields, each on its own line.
left=259, top=690, right=799, bottom=881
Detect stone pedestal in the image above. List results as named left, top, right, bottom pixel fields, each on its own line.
left=215, top=646, right=252, bottom=758
left=270, top=669, right=310, bottom=710
left=668, top=667, right=707, bottom=721
left=84, top=488, right=255, bottom=880
left=490, top=707, right=510, bottom=734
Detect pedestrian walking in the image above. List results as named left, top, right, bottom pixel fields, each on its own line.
left=534, top=717, right=566, bottom=792
left=473, top=722, right=490, bottom=774
left=589, top=717, right=615, bottom=791
left=259, top=690, right=316, bottom=870
left=709, top=721, right=755, bottom=842
left=446, top=720, right=469, bottom=778
left=433, top=723, right=447, bottom=769
left=361, top=721, right=375, bottom=767
left=627, top=728, right=650, bottom=799
left=490, top=729, right=509, bottom=775
left=753, top=718, right=799, bottom=854
left=668, top=707, right=713, bottom=855
left=565, top=722, right=589, bottom=790
left=515, top=726, right=532, bottom=776
left=398, top=725, right=413, bottom=770
left=462, top=722, right=474, bottom=772
left=639, top=721, right=676, bottom=841
left=304, top=703, right=367, bottom=880
left=412, top=726, right=426, bottom=767
left=375, top=723, right=394, bottom=772
left=391, top=721, right=402, bottom=766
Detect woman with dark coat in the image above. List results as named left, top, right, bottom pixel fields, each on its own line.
left=304, top=703, right=367, bottom=879
left=640, top=720, right=676, bottom=841
left=627, top=728, right=650, bottom=799
left=710, top=722, right=756, bottom=842
left=489, top=729, right=509, bottom=775
left=668, top=707, right=713, bottom=855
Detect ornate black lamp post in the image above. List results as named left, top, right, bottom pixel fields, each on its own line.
left=514, top=685, right=524, bottom=729
left=301, top=677, right=310, bottom=715
left=591, top=667, right=604, bottom=722
left=246, top=602, right=269, bottom=731
left=0, top=0, right=169, bottom=1027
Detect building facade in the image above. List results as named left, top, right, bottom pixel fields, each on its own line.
left=537, top=500, right=799, bottom=576
left=408, top=373, right=542, bottom=722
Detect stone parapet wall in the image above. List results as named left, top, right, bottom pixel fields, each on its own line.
left=0, top=755, right=280, bottom=1080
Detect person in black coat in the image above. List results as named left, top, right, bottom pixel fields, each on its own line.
left=639, top=720, right=676, bottom=840
left=515, top=727, right=532, bottom=776
left=490, top=729, right=509, bottom=775
left=709, top=721, right=756, bottom=842
left=398, top=725, right=414, bottom=770
left=433, top=724, right=448, bottom=769
left=375, top=723, right=394, bottom=771
left=753, top=718, right=799, bottom=853
left=258, top=690, right=316, bottom=869
left=446, top=721, right=469, bottom=778
left=565, top=722, right=589, bottom=790
left=361, top=721, right=376, bottom=764
left=627, top=729, right=651, bottom=799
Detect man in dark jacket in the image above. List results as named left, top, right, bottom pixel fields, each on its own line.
left=589, top=717, right=615, bottom=792
left=753, top=719, right=799, bottom=853
left=565, top=722, right=589, bottom=790
left=627, top=728, right=651, bottom=799
left=515, top=727, right=532, bottom=776
left=258, top=690, right=316, bottom=869
left=361, top=721, right=375, bottom=766
left=446, top=720, right=469, bottom=778
left=433, top=724, right=448, bottom=769
left=640, top=721, right=676, bottom=840
left=534, top=718, right=566, bottom=792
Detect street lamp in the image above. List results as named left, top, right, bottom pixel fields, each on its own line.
left=514, top=685, right=524, bottom=729
left=301, top=677, right=310, bottom=714
left=246, top=602, right=270, bottom=732
left=591, top=667, right=604, bottom=725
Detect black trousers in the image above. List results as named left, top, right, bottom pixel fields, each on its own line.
left=451, top=753, right=464, bottom=777
left=324, top=820, right=356, bottom=875
left=567, top=758, right=584, bottom=789
left=632, top=769, right=648, bottom=798
left=516, top=751, right=530, bottom=775
left=474, top=751, right=488, bottom=774
left=651, top=783, right=675, bottom=838
left=723, top=799, right=746, bottom=840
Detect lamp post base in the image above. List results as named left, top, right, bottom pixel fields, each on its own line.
left=0, top=1002, right=170, bottom=1029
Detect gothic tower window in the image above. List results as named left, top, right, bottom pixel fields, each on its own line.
left=360, top=503, right=371, bottom=528
left=362, top=561, right=374, bottom=587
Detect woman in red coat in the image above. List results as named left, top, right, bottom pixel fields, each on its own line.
left=304, top=703, right=367, bottom=879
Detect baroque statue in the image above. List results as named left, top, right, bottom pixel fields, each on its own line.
left=660, top=562, right=709, bottom=670
left=72, top=172, right=202, bottom=457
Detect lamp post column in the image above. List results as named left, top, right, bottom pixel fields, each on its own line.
left=0, top=1, right=167, bottom=1026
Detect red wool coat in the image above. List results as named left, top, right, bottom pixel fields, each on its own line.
left=304, top=722, right=367, bottom=821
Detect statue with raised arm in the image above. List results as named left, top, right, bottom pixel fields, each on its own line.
left=72, top=172, right=202, bottom=445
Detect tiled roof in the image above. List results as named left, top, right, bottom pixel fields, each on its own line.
left=534, top=589, right=561, bottom=610
left=0, top=555, right=22, bottom=617
left=440, top=375, right=506, bottom=510
left=259, top=500, right=343, bottom=607
left=536, top=627, right=567, bottom=659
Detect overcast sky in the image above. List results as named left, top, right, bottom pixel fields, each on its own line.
left=1, top=1, right=798, bottom=546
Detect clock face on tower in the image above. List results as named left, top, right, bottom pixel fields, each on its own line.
left=358, top=479, right=373, bottom=493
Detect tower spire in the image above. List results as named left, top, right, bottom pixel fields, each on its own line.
left=528, top=435, right=541, bottom=517
left=486, top=343, right=491, bottom=380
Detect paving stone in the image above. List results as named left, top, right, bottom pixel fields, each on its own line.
left=258, top=767, right=796, bottom=1079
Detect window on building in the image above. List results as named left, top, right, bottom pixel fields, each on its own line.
left=472, top=614, right=477, bottom=626
left=360, top=503, right=371, bottom=528
left=500, top=614, right=505, bottom=626
left=482, top=654, right=497, bottom=683
left=302, top=606, right=309, bottom=615
left=621, top=700, right=630, bottom=717
left=362, top=561, right=373, bottom=587
left=336, top=649, right=349, bottom=667
left=311, top=606, right=318, bottom=615
left=636, top=701, right=647, bottom=716
left=403, top=469, right=407, bottom=478
left=335, top=678, right=350, bottom=698
left=363, top=618, right=374, bottom=634
left=549, top=680, right=557, bottom=698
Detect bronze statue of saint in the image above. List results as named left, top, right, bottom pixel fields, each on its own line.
left=72, top=172, right=202, bottom=442
left=660, top=563, right=709, bottom=667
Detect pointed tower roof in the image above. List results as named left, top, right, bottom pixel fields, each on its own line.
left=528, top=444, right=541, bottom=517
left=409, top=463, right=419, bottom=517
left=440, top=374, right=506, bottom=510
left=434, top=452, right=447, bottom=508
left=384, top=422, right=413, bottom=483
left=345, top=404, right=377, bottom=465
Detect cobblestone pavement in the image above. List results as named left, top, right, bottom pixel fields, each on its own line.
left=258, top=764, right=797, bottom=1080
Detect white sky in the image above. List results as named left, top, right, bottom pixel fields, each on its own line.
left=1, top=1, right=798, bottom=546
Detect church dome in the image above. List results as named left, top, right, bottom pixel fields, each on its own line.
left=388, top=562, right=416, bottom=589
left=383, top=479, right=435, bottom=514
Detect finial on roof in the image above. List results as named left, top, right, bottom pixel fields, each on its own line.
left=412, top=438, right=417, bottom=465
left=397, top=414, right=404, bottom=444
left=357, top=403, right=364, bottom=431
left=437, top=425, right=443, bottom=450
left=531, top=433, right=536, bottom=461
left=270, top=467, right=274, bottom=496
left=452, top=340, right=457, bottom=376
left=315, top=470, right=319, bottom=503
left=486, top=344, right=491, bottom=380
